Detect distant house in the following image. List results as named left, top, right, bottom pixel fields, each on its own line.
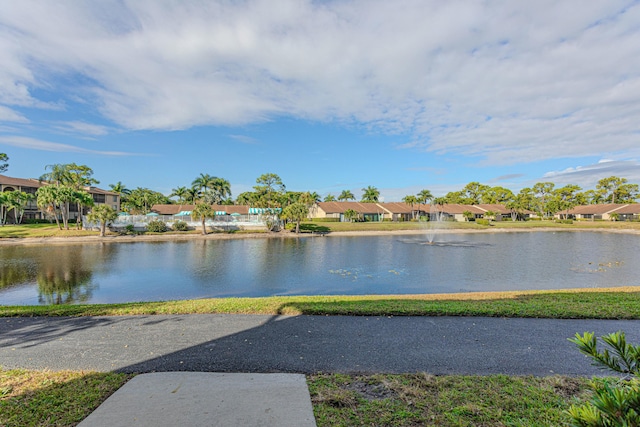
left=565, top=203, right=640, bottom=221
left=313, top=202, right=387, bottom=222
left=151, top=204, right=250, bottom=216
left=430, top=204, right=487, bottom=222
left=0, top=174, right=119, bottom=222
left=377, top=202, right=415, bottom=221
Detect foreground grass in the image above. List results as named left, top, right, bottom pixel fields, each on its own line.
left=0, top=369, right=130, bottom=427
left=0, top=369, right=590, bottom=427
left=2, top=288, right=640, bottom=319
left=309, top=373, right=591, bottom=427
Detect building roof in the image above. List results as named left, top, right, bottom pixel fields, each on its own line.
left=566, top=204, right=629, bottom=215
left=316, top=201, right=387, bottom=214
left=0, top=174, right=43, bottom=188
left=0, top=174, right=117, bottom=196
left=476, top=204, right=512, bottom=214
left=433, top=204, right=486, bottom=215
left=611, top=204, right=640, bottom=214
left=377, top=202, right=414, bottom=214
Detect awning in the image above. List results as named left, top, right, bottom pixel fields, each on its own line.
left=146, top=212, right=159, bottom=216
left=248, top=207, right=282, bottom=214
left=175, top=211, right=192, bottom=216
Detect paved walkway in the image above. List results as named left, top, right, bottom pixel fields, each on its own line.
left=3, top=314, right=640, bottom=426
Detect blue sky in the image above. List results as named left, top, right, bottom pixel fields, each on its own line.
left=1, top=1, right=640, bottom=201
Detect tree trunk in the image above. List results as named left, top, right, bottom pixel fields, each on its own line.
left=201, top=218, right=207, bottom=235
left=100, top=222, right=107, bottom=237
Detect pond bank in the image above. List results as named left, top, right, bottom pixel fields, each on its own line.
left=0, top=226, right=639, bottom=246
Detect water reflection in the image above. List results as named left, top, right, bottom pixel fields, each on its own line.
left=0, top=244, right=116, bottom=305
left=0, top=232, right=638, bottom=305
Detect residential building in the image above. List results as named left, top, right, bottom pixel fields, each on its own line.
left=0, top=174, right=120, bottom=222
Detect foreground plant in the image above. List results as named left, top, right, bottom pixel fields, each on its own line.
left=568, top=331, right=640, bottom=426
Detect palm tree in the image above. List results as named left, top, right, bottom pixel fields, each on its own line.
left=338, top=190, right=355, bottom=201
left=360, top=186, right=380, bottom=203
left=281, top=202, right=309, bottom=233
left=417, top=189, right=433, bottom=217
left=324, top=194, right=336, bottom=202
left=36, top=186, right=62, bottom=229
left=109, top=181, right=131, bottom=196
left=402, top=195, right=418, bottom=220
left=87, top=204, right=117, bottom=237
left=73, top=191, right=94, bottom=229
left=185, top=187, right=200, bottom=204
left=170, top=186, right=189, bottom=204
left=192, top=173, right=214, bottom=193
left=210, top=177, right=232, bottom=202
left=192, top=202, right=215, bottom=235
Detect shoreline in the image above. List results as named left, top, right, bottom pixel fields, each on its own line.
left=0, top=226, right=639, bottom=245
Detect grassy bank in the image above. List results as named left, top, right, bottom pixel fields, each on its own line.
left=2, top=287, right=640, bottom=319
left=1, top=219, right=639, bottom=239
left=0, top=368, right=590, bottom=427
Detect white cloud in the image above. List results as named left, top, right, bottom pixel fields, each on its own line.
left=0, top=1, right=639, bottom=165
left=228, top=134, right=259, bottom=144
left=52, top=121, right=111, bottom=136
left=0, top=106, right=28, bottom=123
left=542, top=159, right=640, bottom=188
left=0, top=135, right=135, bottom=156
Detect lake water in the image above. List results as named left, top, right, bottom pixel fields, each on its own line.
left=0, top=231, right=638, bottom=305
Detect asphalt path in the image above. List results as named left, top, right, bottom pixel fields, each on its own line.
left=1, top=314, right=639, bottom=376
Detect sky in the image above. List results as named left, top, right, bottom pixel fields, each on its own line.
left=1, top=0, right=640, bottom=202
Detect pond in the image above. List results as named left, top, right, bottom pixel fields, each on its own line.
left=0, top=231, right=638, bottom=305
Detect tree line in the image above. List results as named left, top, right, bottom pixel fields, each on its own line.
left=1, top=151, right=638, bottom=230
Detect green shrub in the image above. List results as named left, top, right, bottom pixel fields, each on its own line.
left=555, top=219, right=574, bottom=224
left=146, top=220, right=167, bottom=233
left=567, top=332, right=640, bottom=426
left=476, top=219, right=490, bottom=226
left=309, top=218, right=340, bottom=222
left=172, top=220, right=188, bottom=231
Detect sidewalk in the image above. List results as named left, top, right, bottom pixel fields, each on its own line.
left=78, top=372, right=317, bottom=427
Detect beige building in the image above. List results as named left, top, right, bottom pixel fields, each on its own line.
left=565, top=203, right=640, bottom=221
left=0, top=174, right=120, bottom=222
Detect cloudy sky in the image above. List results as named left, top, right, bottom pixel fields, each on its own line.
left=1, top=0, right=639, bottom=201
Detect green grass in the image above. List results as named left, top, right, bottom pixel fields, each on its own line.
left=309, top=373, right=591, bottom=426
left=2, top=288, right=640, bottom=319
left=0, top=369, right=592, bottom=427
left=1, top=219, right=639, bottom=239
left=0, top=369, right=131, bottom=427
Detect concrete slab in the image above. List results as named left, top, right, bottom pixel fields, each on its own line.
left=77, top=372, right=317, bottom=427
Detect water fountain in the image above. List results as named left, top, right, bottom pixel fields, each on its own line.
left=425, top=203, right=442, bottom=244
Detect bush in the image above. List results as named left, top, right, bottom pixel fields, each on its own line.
left=476, top=219, right=491, bottom=226
left=172, top=220, right=188, bottom=231
left=567, top=332, right=640, bottom=426
left=555, top=219, right=574, bottom=224
left=146, top=219, right=167, bottom=233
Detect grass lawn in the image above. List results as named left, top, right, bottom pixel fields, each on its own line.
left=1, top=219, right=639, bottom=239
left=0, top=368, right=591, bottom=427
left=3, top=288, right=640, bottom=319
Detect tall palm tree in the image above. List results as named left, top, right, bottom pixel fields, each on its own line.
left=87, top=204, right=117, bottom=237
left=416, top=189, right=433, bottom=218
left=192, top=202, right=215, bottom=235
left=324, top=194, right=336, bottom=202
left=192, top=173, right=214, bottom=193
left=402, top=195, right=418, bottom=219
left=360, top=186, right=380, bottom=203
left=170, top=186, right=189, bottom=204
left=36, top=186, right=62, bottom=229
left=109, top=181, right=131, bottom=196
left=338, top=190, right=355, bottom=201
left=210, top=177, right=232, bottom=201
